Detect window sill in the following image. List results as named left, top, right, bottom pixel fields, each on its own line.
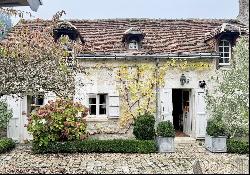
left=85, top=116, right=109, bottom=122
left=218, top=64, right=232, bottom=70
left=219, top=63, right=230, bottom=66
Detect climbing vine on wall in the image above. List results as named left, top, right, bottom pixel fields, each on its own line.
left=116, top=64, right=158, bottom=127
left=115, top=59, right=212, bottom=127
left=83, top=59, right=212, bottom=129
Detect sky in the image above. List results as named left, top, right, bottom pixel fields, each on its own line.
left=12, top=0, right=239, bottom=24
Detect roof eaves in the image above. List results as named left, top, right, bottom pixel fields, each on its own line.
left=76, top=52, right=220, bottom=60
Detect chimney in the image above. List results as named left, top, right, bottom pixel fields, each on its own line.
left=237, top=0, right=249, bottom=26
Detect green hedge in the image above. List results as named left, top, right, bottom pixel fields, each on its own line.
left=32, top=139, right=157, bottom=154
left=0, top=138, right=15, bottom=154
left=227, top=138, right=249, bottom=154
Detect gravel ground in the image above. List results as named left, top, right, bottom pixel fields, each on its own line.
left=0, top=141, right=249, bottom=174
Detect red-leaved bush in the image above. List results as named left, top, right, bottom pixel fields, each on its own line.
left=27, top=98, right=88, bottom=146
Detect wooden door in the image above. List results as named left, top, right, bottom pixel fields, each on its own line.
left=195, top=89, right=207, bottom=138
left=160, top=88, right=173, bottom=123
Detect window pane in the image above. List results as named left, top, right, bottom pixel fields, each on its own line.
left=37, top=96, right=44, bottom=106
left=99, top=95, right=106, bottom=104
left=89, top=97, right=96, bottom=104
left=99, top=105, right=106, bottom=115
left=224, top=53, right=230, bottom=58
left=223, top=41, right=230, bottom=46
left=224, top=58, right=229, bottom=63
left=31, top=96, right=36, bottom=104
left=89, top=105, right=96, bottom=115
left=129, top=41, right=138, bottom=50
left=219, top=47, right=223, bottom=53
left=219, top=58, right=223, bottom=63
left=224, top=47, right=229, bottom=52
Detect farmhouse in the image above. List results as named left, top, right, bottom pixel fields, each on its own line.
left=2, top=0, right=249, bottom=143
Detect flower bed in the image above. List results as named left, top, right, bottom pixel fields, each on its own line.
left=32, top=139, right=157, bottom=154
left=0, top=138, right=15, bottom=154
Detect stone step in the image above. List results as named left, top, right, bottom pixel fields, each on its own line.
left=174, top=137, right=197, bottom=144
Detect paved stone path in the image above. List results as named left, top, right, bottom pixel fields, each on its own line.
left=0, top=141, right=248, bottom=174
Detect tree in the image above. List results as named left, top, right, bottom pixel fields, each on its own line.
left=0, top=10, right=84, bottom=99
left=206, top=37, right=249, bottom=138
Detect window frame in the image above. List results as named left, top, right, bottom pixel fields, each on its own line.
left=88, top=93, right=108, bottom=117
left=218, top=39, right=231, bottom=66
left=128, top=40, right=139, bottom=50
left=27, top=95, right=45, bottom=114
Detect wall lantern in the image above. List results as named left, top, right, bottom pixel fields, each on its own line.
left=199, top=80, right=206, bottom=88
left=180, top=74, right=187, bottom=86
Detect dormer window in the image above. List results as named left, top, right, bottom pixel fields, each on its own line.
left=218, top=39, right=231, bottom=65
left=129, top=40, right=139, bottom=50
left=53, top=21, right=84, bottom=44
left=122, top=27, right=145, bottom=51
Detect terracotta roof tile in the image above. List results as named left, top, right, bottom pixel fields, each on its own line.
left=8, top=18, right=249, bottom=55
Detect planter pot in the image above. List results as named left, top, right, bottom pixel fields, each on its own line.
left=205, top=135, right=227, bottom=153
left=156, top=137, right=175, bottom=153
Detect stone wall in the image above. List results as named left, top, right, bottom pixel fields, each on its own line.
left=87, top=120, right=134, bottom=140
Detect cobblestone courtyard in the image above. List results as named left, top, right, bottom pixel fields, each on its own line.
left=0, top=141, right=249, bottom=174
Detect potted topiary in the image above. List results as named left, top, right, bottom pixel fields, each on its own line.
left=205, top=117, right=227, bottom=153
left=156, top=121, right=175, bottom=153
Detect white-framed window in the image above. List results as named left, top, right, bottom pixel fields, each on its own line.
left=88, top=94, right=108, bottom=116
left=129, top=40, right=139, bottom=50
left=218, top=40, right=231, bottom=65
left=27, top=95, right=44, bottom=114
left=30, top=95, right=44, bottom=107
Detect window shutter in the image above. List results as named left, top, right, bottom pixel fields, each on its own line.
left=1, top=95, right=22, bottom=142
left=195, top=89, right=207, bottom=138
left=44, top=92, right=56, bottom=105
left=160, top=88, right=173, bottom=123
left=108, top=95, right=120, bottom=118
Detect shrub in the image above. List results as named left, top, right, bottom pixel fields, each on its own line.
left=156, top=121, right=175, bottom=137
left=27, top=99, right=89, bottom=147
left=227, top=138, right=249, bottom=154
left=0, top=138, right=15, bottom=154
left=206, top=117, right=226, bottom=137
left=133, top=114, right=155, bottom=140
left=32, top=139, right=157, bottom=154
left=0, top=101, right=13, bottom=130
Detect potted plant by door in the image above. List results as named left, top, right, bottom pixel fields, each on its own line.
left=156, top=121, right=175, bottom=153
left=205, top=117, right=227, bottom=153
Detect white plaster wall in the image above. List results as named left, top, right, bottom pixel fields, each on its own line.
left=6, top=57, right=219, bottom=141
left=76, top=58, right=218, bottom=139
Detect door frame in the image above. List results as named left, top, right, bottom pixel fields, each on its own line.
left=171, top=88, right=193, bottom=137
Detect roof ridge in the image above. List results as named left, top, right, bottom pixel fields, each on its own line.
left=20, top=18, right=239, bottom=23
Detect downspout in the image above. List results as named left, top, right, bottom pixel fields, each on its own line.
left=155, top=57, right=160, bottom=127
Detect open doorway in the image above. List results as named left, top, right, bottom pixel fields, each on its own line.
left=172, top=89, right=191, bottom=137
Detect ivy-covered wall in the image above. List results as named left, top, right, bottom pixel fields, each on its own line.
left=76, top=57, right=217, bottom=139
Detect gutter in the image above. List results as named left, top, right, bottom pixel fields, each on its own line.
left=76, top=53, right=221, bottom=60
